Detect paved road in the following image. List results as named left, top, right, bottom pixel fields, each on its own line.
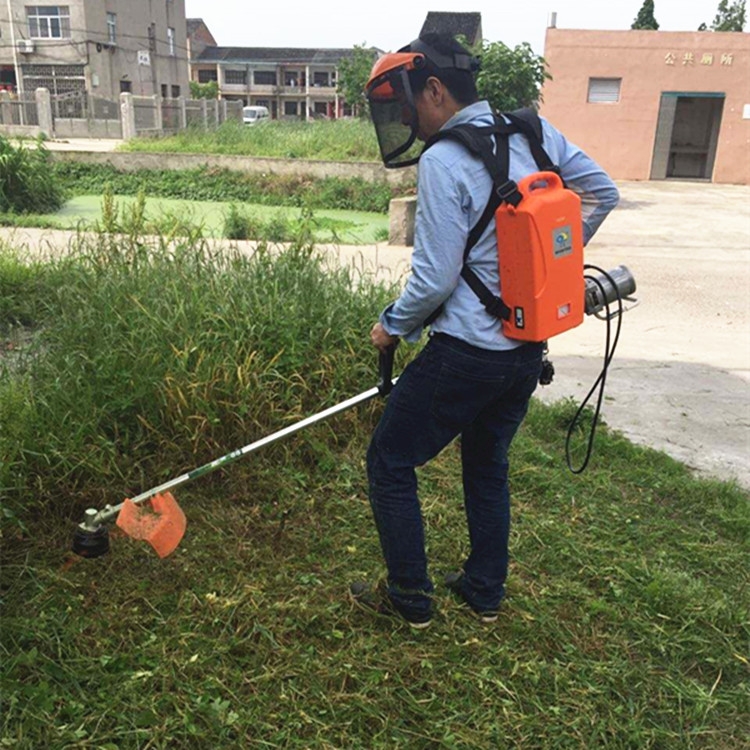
left=2, top=180, right=749, bottom=487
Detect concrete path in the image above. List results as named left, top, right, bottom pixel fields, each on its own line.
left=2, top=180, right=749, bottom=487
left=42, top=138, right=124, bottom=152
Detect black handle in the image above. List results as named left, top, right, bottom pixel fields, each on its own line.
left=377, top=344, right=397, bottom=397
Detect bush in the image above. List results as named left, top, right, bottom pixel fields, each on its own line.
left=0, top=136, right=64, bottom=214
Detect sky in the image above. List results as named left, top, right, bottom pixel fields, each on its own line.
left=184, top=1, right=727, bottom=55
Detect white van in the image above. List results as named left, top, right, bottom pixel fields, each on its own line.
left=243, top=105, right=270, bottom=126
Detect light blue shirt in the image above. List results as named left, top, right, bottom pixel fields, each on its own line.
left=380, top=100, right=620, bottom=350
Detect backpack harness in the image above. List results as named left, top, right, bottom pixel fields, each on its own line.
left=422, top=109, right=584, bottom=342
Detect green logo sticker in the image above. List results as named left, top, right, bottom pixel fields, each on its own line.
left=553, top=225, right=573, bottom=258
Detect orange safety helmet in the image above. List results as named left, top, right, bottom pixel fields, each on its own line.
left=365, top=38, right=480, bottom=169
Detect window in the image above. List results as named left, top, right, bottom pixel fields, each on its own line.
left=161, top=83, right=168, bottom=98
left=106, top=12, right=116, bottom=43
left=120, top=79, right=132, bottom=93
left=167, top=27, right=175, bottom=56
left=313, top=71, right=329, bottom=87
left=224, top=69, right=247, bottom=85
left=198, top=69, right=218, bottom=83
left=284, top=101, right=298, bottom=116
left=284, top=71, right=301, bottom=86
left=587, top=78, right=622, bottom=103
left=26, top=6, right=71, bottom=39
left=171, top=84, right=180, bottom=98
left=254, top=70, right=276, bottom=86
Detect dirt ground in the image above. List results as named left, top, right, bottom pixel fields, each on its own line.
left=2, top=180, right=749, bottom=488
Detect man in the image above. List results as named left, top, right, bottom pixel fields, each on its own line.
left=351, top=34, right=619, bottom=629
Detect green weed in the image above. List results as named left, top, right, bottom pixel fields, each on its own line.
left=0, top=136, right=64, bottom=214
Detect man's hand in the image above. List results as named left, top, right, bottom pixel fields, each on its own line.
left=370, top=322, right=398, bottom=353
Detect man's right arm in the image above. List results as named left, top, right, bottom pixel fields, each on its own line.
left=542, top=120, right=620, bottom=245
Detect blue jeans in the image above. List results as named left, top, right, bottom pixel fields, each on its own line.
left=366, top=333, right=544, bottom=621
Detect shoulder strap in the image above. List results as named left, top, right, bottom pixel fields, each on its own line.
left=422, top=111, right=560, bottom=326
left=504, top=108, right=558, bottom=174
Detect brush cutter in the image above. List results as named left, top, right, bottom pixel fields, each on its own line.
left=72, top=347, right=397, bottom=559
left=72, top=265, right=637, bottom=559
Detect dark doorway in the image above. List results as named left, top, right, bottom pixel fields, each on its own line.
left=651, top=93, right=724, bottom=180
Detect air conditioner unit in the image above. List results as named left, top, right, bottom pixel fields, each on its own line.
left=18, top=40, right=35, bottom=54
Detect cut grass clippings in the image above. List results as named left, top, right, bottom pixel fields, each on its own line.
left=1, top=233, right=748, bottom=749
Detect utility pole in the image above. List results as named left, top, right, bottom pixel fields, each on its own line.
left=5, top=0, right=24, bottom=98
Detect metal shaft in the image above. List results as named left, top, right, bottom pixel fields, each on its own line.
left=86, top=382, right=391, bottom=528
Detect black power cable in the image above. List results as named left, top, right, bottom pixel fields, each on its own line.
left=565, top=264, right=625, bottom=474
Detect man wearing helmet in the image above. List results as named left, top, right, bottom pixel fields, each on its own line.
left=351, top=33, right=619, bottom=628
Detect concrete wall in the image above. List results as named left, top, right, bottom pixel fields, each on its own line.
left=0, top=0, right=189, bottom=99
left=48, top=150, right=417, bottom=187
left=540, top=30, right=750, bottom=184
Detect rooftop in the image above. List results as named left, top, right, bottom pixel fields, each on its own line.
left=195, top=47, right=360, bottom=65
left=420, top=12, right=483, bottom=45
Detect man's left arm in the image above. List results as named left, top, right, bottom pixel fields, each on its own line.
left=377, top=154, right=469, bottom=343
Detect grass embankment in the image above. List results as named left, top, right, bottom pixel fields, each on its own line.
left=1, top=233, right=748, bottom=748
left=120, top=118, right=383, bottom=162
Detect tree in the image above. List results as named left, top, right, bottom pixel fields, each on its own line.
left=337, top=44, right=378, bottom=117
left=700, top=0, right=746, bottom=30
left=189, top=80, right=218, bottom=99
left=469, top=39, right=550, bottom=113
left=631, top=0, right=660, bottom=29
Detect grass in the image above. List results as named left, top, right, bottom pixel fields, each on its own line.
left=120, top=118, right=383, bottom=162
left=1, top=231, right=748, bottom=748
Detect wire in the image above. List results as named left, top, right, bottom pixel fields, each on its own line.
left=564, top=265, right=624, bottom=474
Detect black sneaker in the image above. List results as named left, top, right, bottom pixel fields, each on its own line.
left=349, top=581, right=432, bottom=630
left=444, top=571, right=498, bottom=623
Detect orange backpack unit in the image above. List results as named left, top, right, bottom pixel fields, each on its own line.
left=424, top=110, right=585, bottom=343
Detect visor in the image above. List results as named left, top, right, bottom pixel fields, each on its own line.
left=366, top=53, right=426, bottom=169
left=365, top=42, right=480, bottom=169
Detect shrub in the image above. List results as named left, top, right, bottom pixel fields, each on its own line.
left=0, top=136, right=64, bottom=214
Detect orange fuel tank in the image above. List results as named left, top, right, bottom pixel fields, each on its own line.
left=495, top=171, right=584, bottom=342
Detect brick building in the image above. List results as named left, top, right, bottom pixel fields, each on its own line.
left=540, top=28, right=749, bottom=184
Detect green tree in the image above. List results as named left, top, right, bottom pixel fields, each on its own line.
left=189, top=80, right=219, bottom=99
left=632, top=0, right=660, bottom=29
left=700, top=0, right=746, bottom=30
left=469, top=39, right=550, bottom=112
left=337, top=44, right=378, bottom=117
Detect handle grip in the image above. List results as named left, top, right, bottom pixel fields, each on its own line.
left=516, top=170, right=563, bottom=196
left=377, top=344, right=397, bottom=396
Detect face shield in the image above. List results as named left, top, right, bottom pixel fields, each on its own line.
left=366, top=52, right=426, bottom=169
left=365, top=42, right=481, bottom=169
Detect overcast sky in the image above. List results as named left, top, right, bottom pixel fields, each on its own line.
left=184, top=1, right=727, bottom=54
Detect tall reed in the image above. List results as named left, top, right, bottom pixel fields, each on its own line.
left=0, top=220, right=396, bottom=521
